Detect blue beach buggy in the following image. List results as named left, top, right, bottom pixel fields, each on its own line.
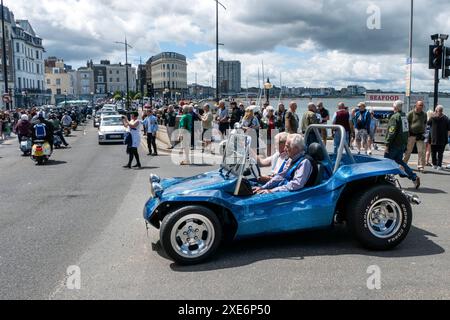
left=143, top=125, right=420, bottom=265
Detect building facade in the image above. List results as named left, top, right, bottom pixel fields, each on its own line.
left=88, top=59, right=108, bottom=99
left=218, top=60, right=241, bottom=95
left=75, top=67, right=94, bottom=100
left=105, top=62, right=136, bottom=95
left=0, top=5, right=15, bottom=109
left=12, top=19, right=47, bottom=107
left=150, top=52, right=187, bottom=100
left=45, top=58, right=75, bottom=104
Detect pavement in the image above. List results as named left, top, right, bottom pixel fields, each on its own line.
left=1, top=123, right=450, bottom=300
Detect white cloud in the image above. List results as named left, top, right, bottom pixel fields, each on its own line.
left=7, top=0, right=450, bottom=92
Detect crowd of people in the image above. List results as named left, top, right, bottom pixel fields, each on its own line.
left=0, top=106, right=90, bottom=150
left=132, top=98, right=450, bottom=190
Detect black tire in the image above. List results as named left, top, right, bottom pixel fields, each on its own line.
left=36, top=157, right=44, bottom=166
left=160, top=206, right=223, bottom=265
left=347, top=184, right=412, bottom=251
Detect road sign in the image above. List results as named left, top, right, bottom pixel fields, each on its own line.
left=2, top=93, right=11, bottom=104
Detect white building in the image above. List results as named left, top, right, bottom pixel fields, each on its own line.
left=105, top=62, right=136, bottom=94
left=149, top=52, right=187, bottom=100
left=12, top=19, right=47, bottom=107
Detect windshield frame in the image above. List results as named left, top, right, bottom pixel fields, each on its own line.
left=220, top=133, right=252, bottom=195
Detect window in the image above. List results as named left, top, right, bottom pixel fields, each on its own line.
left=57, top=89, right=61, bottom=95
left=47, top=79, right=50, bottom=85
left=109, top=70, right=112, bottom=74
left=36, top=50, right=39, bottom=59
left=16, top=43, right=19, bottom=52
left=116, top=70, right=119, bottom=74
left=36, top=64, right=40, bottom=74
left=98, top=76, right=104, bottom=83
left=117, top=78, right=120, bottom=82
left=17, top=59, right=21, bottom=71
left=110, top=78, right=113, bottom=82
left=18, top=77, right=22, bottom=90
left=56, top=79, right=61, bottom=85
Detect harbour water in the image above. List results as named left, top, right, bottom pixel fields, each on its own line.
left=205, top=97, right=450, bottom=115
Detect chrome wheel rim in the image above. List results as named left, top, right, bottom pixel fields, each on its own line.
left=367, top=199, right=403, bottom=239
left=170, top=214, right=215, bottom=259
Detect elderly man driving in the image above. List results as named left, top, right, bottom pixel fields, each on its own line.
left=253, top=134, right=314, bottom=194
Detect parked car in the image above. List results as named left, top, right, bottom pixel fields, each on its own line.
left=143, top=125, right=420, bottom=265
left=98, top=115, right=127, bottom=144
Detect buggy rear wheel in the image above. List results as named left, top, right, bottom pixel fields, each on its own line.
left=347, top=184, right=412, bottom=250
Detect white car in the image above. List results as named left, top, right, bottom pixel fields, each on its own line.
left=98, top=115, right=127, bottom=145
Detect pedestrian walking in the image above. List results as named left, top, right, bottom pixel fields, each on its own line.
left=143, top=109, right=159, bottom=156
left=384, top=100, right=420, bottom=189
left=427, top=105, right=450, bottom=170
left=216, top=100, right=230, bottom=139
left=165, top=105, right=177, bottom=149
left=403, top=101, right=427, bottom=172
left=122, top=112, right=142, bottom=169
left=332, top=102, right=351, bottom=154
left=230, top=102, right=241, bottom=129
left=368, top=109, right=378, bottom=152
left=353, top=102, right=371, bottom=155
left=190, top=104, right=200, bottom=150
left=285, top=102, right=299, bottom=134
left=317, top=102, right=330, bottom=146
left=178, top=105, right=192, bottom=166
left=301, top=103, right=319, bottom=134
left=201, top=104, right=213, bottom=153
left=276, top=103, right=287, bottom=132
left=262, top=106, right=277, bottom=156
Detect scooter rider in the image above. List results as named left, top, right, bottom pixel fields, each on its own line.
left=50, top=114, right=69, bottom=147
left=15, top=114, right=33, bottom=143
left=32, top=114, right=55, bottom=153
left=62, top=112, right=72, bottom=130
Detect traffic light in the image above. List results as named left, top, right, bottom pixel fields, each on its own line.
left=429, top=45, right=443, bottom=69
left=442, top=46, right=450, bottom=79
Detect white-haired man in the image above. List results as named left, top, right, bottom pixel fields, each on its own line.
left=385, top=100, right=420, bottom=189
left=253, top=134, right=316, bottom=194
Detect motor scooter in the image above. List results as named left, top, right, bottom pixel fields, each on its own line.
left=63, top=125, right=71, bottom=137
left=31, top=140, right=52, bottom=165
left=20, top=136, right=32, bottom=156
left=53, top=132, right=63, bottom=149
left=71, top=121, right=78, bottom=131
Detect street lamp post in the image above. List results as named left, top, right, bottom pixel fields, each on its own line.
left=115, top=38, right=133, bottom=111
left=1, top=0, right=10, bottom=111
left=264, top=78, right=273, bottom=104
left=214, top=0, right=226, bottom=103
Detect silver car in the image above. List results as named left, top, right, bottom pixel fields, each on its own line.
left=98, top=115, right=127, bottom=144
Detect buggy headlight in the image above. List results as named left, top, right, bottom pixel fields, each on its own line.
left=149, top=174, right=161, bottom=184
left=152, top=182, right=163, bottom=198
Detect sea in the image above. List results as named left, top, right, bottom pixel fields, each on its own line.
left=206, top=96, right=450, bottom=116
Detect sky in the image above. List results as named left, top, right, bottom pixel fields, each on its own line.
left=6, top=0, right=450, bottom=92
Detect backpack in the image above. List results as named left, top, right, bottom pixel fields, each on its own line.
left=35, top=123, right=47, bottom=140
left=355, top=111, right=368, bottom=130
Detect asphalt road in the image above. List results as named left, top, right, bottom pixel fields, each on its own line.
left=1, top=123, right=449, bottom=300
